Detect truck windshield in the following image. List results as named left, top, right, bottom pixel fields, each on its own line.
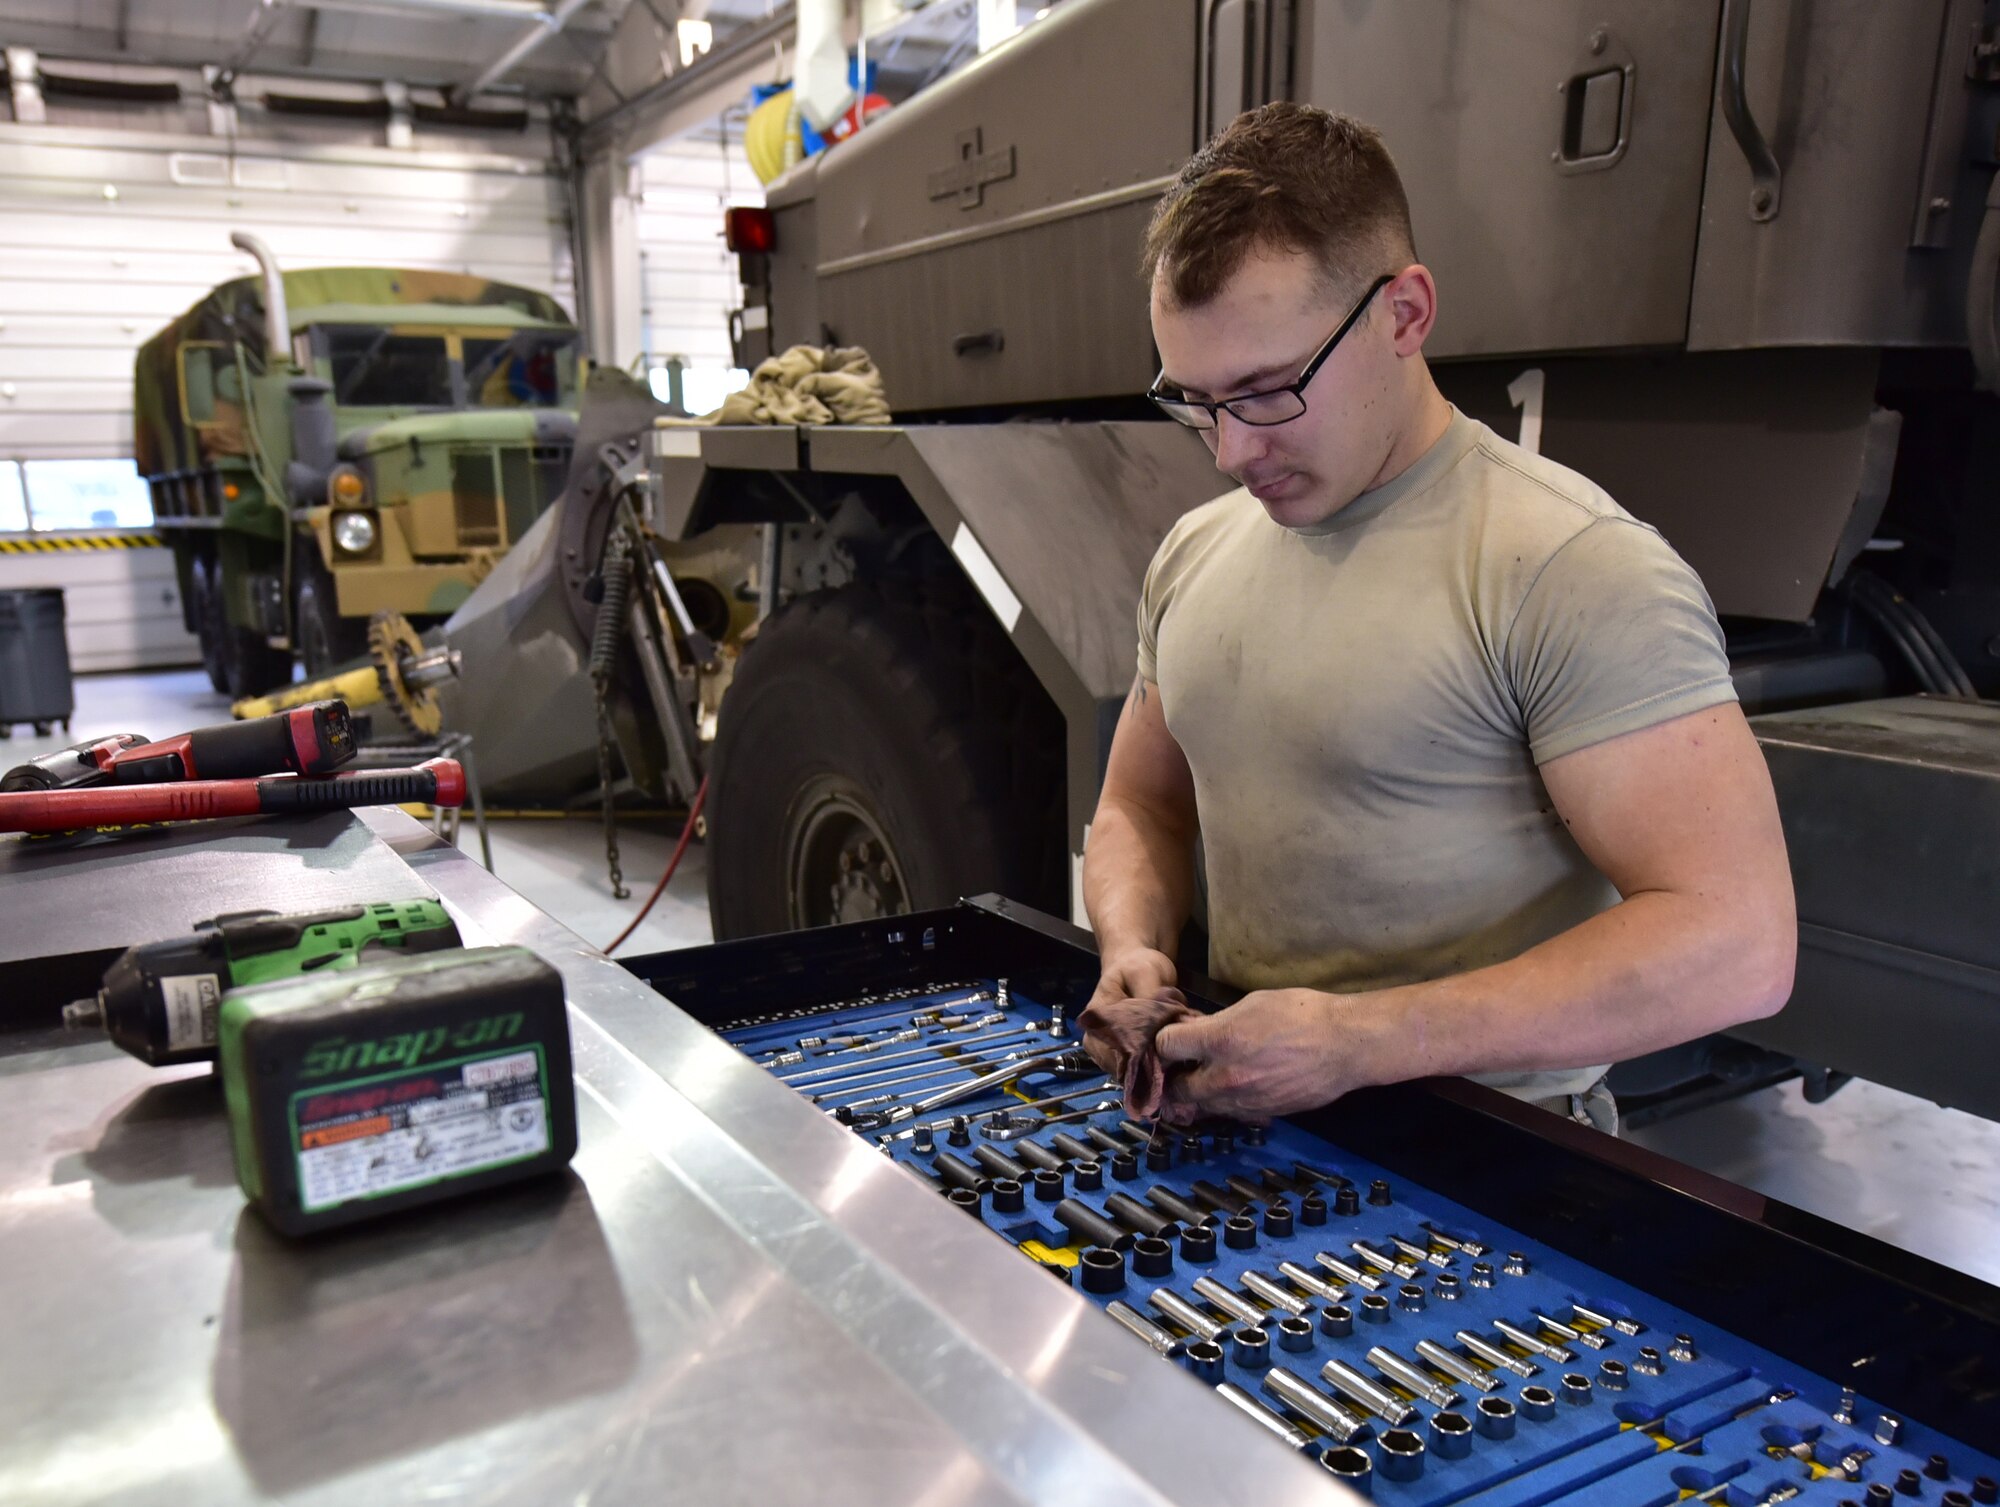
left=463, top=331, right=579, bottom=408
left=326, top=327, right=454, bottom=406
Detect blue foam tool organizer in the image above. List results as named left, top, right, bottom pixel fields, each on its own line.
left=723, top=980, right=2000, bottom=1505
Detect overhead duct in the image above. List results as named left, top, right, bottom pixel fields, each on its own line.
left=792, top=0, right=852, bottom=132
left=456, top=0, right=596, bottom=102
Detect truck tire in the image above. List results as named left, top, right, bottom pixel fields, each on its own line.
left=208, top=572, right=291, bottom=699
left=706, top=564, right=1065, bottom=939
left=190, top=555, right=230, bottom=695
left=295, top=561, right=368, bottom=679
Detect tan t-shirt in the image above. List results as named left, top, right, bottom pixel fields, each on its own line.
left=1136, top=410, right=1736, bottom=1102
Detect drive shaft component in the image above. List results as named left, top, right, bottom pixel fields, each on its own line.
left=1149, top=1287, right=1229, bottom=1344
left=1415, top=1338, right=1503, bottom=1393
left=1367, top=1346, right=1463, bottom=1410
left=1215, top=1383, right=1314, bottom=1451
left=1320, top=1356, right=1418, bottom=1426
left=1456, top=1330, right=1540, bottom=1378
left=1106, top=1300, right=1185, bottom=1358
left=1191, top=1275, right=1267, bottom=1329
left=1262, top=1366, right=1376, bottom=1445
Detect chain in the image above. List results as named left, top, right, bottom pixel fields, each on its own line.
left=595, top=686, right=628, bottom=900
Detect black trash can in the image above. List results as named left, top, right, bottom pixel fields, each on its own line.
left=0, top=588, right=75, bottom=738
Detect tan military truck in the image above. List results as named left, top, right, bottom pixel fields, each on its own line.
left=135, top=233, right=582, bottom=694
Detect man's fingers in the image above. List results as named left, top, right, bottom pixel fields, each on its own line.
left=1153, top=1015, right=1216, bottom=1066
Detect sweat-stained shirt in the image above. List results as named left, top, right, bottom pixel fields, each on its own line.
left=1136, top=408, right=1737, bottom=1103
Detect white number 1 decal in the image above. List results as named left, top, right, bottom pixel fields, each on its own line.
left=1507, top=367, right=1546, bottom=456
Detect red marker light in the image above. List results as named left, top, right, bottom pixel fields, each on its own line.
left=724, top=207, right=776, bottom=254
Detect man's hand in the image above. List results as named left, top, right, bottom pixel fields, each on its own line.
left=1079, top=945, right=1179, bottom=1079
left=1153, top=988, right=1351, bottom=1125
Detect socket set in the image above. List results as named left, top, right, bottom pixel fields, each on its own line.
left=714, top=972, right=2000, bottom=1504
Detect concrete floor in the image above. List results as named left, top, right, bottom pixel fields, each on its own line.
left=14, top=668, right=2000, bottom=1290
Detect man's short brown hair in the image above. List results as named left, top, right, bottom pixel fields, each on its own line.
left=1143, top=103, right=1417, bottom=309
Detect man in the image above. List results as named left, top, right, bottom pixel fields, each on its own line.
left=1080, top=104, right=1797, bottom=1133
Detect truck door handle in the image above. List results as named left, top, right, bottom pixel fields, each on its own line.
left=1720, top=0, right=1782, bottom=221
left=952, top=329, right=1005, bottom=357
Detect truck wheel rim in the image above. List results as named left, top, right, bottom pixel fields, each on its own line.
left=786, top=777, right=909, bottom=928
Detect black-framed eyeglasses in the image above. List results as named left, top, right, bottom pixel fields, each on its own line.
left=1147, top=273, right=1395, bottom=431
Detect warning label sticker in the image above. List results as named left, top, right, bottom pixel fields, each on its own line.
left=161, top=973, right=221, bottom=1053
left=291, top=1048, right=549, bottom=1213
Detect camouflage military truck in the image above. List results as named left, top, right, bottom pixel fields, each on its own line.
left=135, top=233, right=581, bottom=695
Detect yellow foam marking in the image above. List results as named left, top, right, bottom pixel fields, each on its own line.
left=1020, top=1239, right=1076, bottom=1268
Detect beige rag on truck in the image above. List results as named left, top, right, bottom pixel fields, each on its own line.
left=673, top=345, right=892, bottom=428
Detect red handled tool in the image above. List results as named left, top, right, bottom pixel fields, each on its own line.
left=0, top=757, right=463, bottom=836
left=0, top=701, right=355, bottom=793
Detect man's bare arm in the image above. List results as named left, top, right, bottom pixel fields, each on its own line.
left=1083, top=675, right=1200, bottom=964
left=1155, top=704, right=1797, bottom=1119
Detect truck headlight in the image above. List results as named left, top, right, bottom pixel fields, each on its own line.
left=328, top=466, right=368, bottom=507
left=333, top=510, right=377, bottom=555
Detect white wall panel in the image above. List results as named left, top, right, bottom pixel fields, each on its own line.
left=634, top=137, right=761, bottom=376
left=0, top=546, right=199, bottom=672
left=0, top=123, right=572, bottom=464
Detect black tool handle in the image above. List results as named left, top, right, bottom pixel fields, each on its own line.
left=255, top=758, right=459, bottom=813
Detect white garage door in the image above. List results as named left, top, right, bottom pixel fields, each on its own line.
left=0, top=123, right=573, bottom=463
left=636, top=135, right=760, bottom=414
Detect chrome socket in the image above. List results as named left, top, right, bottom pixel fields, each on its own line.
left=1359, top=1293, right=1393, bottom=1325
left=1468, top=1261, right=1495, bottom=1288
left=1533, top=1311, right=1606, bottom=1350
left=1398, top=1282, right=1428, bottom=1312
left=1433, top=1273, right=1462, bottom=1302
left=1278, top=1260, right=1346, bottom=1304
left=1232, top=1325, right=1272, bottom=1371
left=1456, top=1329, right=1540, bottom=1379
left=1876, top=1415, right=1904, bottom=1447
left=1834, top=1386, right=1857, bottom=1425
left=1352, top=1239, right=1420, bottom=1280
left=1502, top=1251, right=1530, bottom=1277
left=1475, top=1395, right=1519, bottom=1439
left=1105, top=1300, right=1186, bottom=1359
left=1389, top=1234, right=1452, bottom=1269
left=1421, top=1221, right=1489, bottom=1258
left=1321, top=1356, right=1418, bottom=1426
left=1367, top=1345, right=1463, bottom=1410
left=1320, top=1304, right=1355, bottom=1338
left=1632, top=1346, right=1665, bottom=1376
left=1561, top=1372, right=1594, bottom=1406
left=1241, top=1270, right=1312, bottom=1317
left=1494, top=1317, right=1572, bottom=1363
left=1574, top=1302, right=1645, bottom=1337
left=1318, top=1444, right=1374, bottom=1494
left=1149, top=1287, right=1228, bottom=1344
left=1520, top=1384, right=1558, bottom=1422
left=1263, top=1365, right=1376, bottom=1446
left=1192, top=1275, right=1267, bottom=1330
left=1668, top=1333, right=1698, bottom=1363
left=1378, top=1428, right=1427, bottom=1482
left=1429, top=1411, right=1475, bottom=1460
left=1276, top=1315, right=1316, bottom=1353
left=1315, top=1253, right=1386, bottom=1291
left=1184, top=1337, right=1226, bottom=1384
left=1214, top=1382, right=1312, bottom=1451
left=1598, top=1359, right=1629, bottom=1392
left=1415, top=1337, right=1503, bottom=1393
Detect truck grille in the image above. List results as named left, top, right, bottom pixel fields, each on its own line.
left=498, top=444, right=572, bottom=546
left=451, top=450, right=502, bottom=547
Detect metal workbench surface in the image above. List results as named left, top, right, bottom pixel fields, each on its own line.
left=0, top=809, right=1338, bottom=1506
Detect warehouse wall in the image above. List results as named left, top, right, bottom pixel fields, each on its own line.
left=0, top=82, right=572, bottom=669
left=635, top=135, right=760, bottom=413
